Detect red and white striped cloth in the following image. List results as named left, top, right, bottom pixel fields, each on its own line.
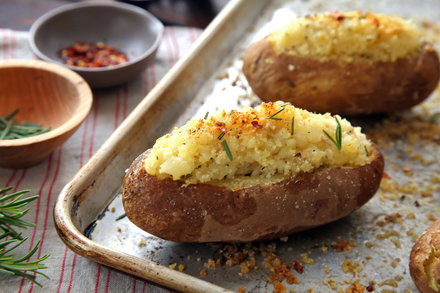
left=0, top=26, right=202, bottom=293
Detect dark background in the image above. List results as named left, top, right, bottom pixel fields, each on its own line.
left=0, top=0, right=230, bottom=31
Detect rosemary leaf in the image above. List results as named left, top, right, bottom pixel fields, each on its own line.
left=323, top=117, right=342, bottom=151
left=364, top=145, right=369, bottom=156
left=0, top=110, right=51, bottom=140
left=267, top=108, right=285, bottom=120
left=221, top=140, right=233, bottom=161
left=291, top=116, right=295, bottom=135
left=5, top=109, right=19, bottom=120
left=218, top=131, right=225, bottom=140
left=0, top=120, right=12, bottom=140
left=115, top=213, right=126, bottom=221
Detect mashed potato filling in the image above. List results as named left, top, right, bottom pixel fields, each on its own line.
left=269, top=11, right=423, bottom=62
left=144, top=102, right=372, bottom=190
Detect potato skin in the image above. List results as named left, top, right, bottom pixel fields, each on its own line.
left=410, top=219, right=440, bottom=293
left=122, top=143, right=384, bottom=243
left=242, top=38, right=440, bottom=115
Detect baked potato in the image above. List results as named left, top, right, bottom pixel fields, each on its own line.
left=122, top=102, right=384, bottom=242
left=410, top=219, right=440, bottom=293
left=242, top=11, right=440, bottom=115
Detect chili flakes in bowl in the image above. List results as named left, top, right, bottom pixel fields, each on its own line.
left=59, top=42, right=129, bottom=68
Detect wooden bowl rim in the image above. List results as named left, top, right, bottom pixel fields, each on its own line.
left=0, top=59, right=93, bottom=147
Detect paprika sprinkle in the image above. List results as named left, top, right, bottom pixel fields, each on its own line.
left=58, top=42, right=129, bottom=68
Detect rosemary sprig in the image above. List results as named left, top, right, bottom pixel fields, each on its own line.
left=323, top=117, right=342, bottom=151
left=221, top=140, right=233, bottom=161
left=0, top=187, right=50, bottom=286
left=0, top=238, right=49, bottom=287
left=0, top=109, right=51, bottom=140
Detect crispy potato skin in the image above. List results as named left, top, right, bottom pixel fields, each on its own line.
left=122, top=144, right=384, bottom=243
left=242, top=38, right=440, bottom=115
left=410, top=219, right=440, bottom=293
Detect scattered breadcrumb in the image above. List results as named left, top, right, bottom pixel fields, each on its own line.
left=238, top=287, right=246, bottom=293
left=138, top=239, right=146, bottom=247
left=300, top=253, right=314, bottom=265
left=344, top=280, right=365, bottom=293
left=332, top=239, right=358, bottom=252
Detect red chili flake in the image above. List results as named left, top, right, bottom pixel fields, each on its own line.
left=251, top=121, right=263, bottom=129
left=372, top=17, right=380, bottom=26
left=366, top=285, right=374, bottom=292
left=331, top=11, right=345, bottom=21
left=58, top=42, right=128, bottom=68
left=382, top=172, right=391, bottom=179
left=292, top=260, right=304, bottom=273
left=385, top=213, right=402, bottom=223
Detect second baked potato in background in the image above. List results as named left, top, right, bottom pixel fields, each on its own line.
left=243, top=11, right=440, bottom=115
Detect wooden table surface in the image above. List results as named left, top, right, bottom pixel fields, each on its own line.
left=0, top=0, right=229, bottom=31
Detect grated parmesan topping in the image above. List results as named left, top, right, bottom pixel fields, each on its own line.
left=144, top=102, right=372, bottom=189
left=269, top=11, right=424, bottom=62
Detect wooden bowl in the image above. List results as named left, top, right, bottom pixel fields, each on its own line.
left=0, top=59, right=92, bottom=168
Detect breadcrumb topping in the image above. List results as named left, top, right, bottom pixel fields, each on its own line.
left=269, top=11, right=424, bottom=62
left=144, top=102, right=372, bottom=189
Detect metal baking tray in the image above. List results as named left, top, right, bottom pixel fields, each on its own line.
left=54, top=0, right=440, bottom=292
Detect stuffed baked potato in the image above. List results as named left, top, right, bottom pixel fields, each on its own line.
left=122, top=102, right=384, bottom=242
left=243, top=11, right=440, bottom=115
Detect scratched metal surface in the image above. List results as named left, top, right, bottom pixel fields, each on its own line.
left=86, top=0, right=440, bottom=292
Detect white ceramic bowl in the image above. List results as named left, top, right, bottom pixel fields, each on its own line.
left=29, top=2, right=164, bottom=88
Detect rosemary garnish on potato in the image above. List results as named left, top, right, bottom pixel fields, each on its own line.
left=267, top=108, right=284, bottom=120
left=364, top=145, right=369, bottom=156
left=323, top=117, right=342, bottom=151
left=291, top=116, right=295, bottom=135
left=218, top=131, right=226, bottom=140
left=221, top=140, right=233, bottom=161
left=0, top=187, right=50, bottom=286
left=0, top=109, right=51, bottom=140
